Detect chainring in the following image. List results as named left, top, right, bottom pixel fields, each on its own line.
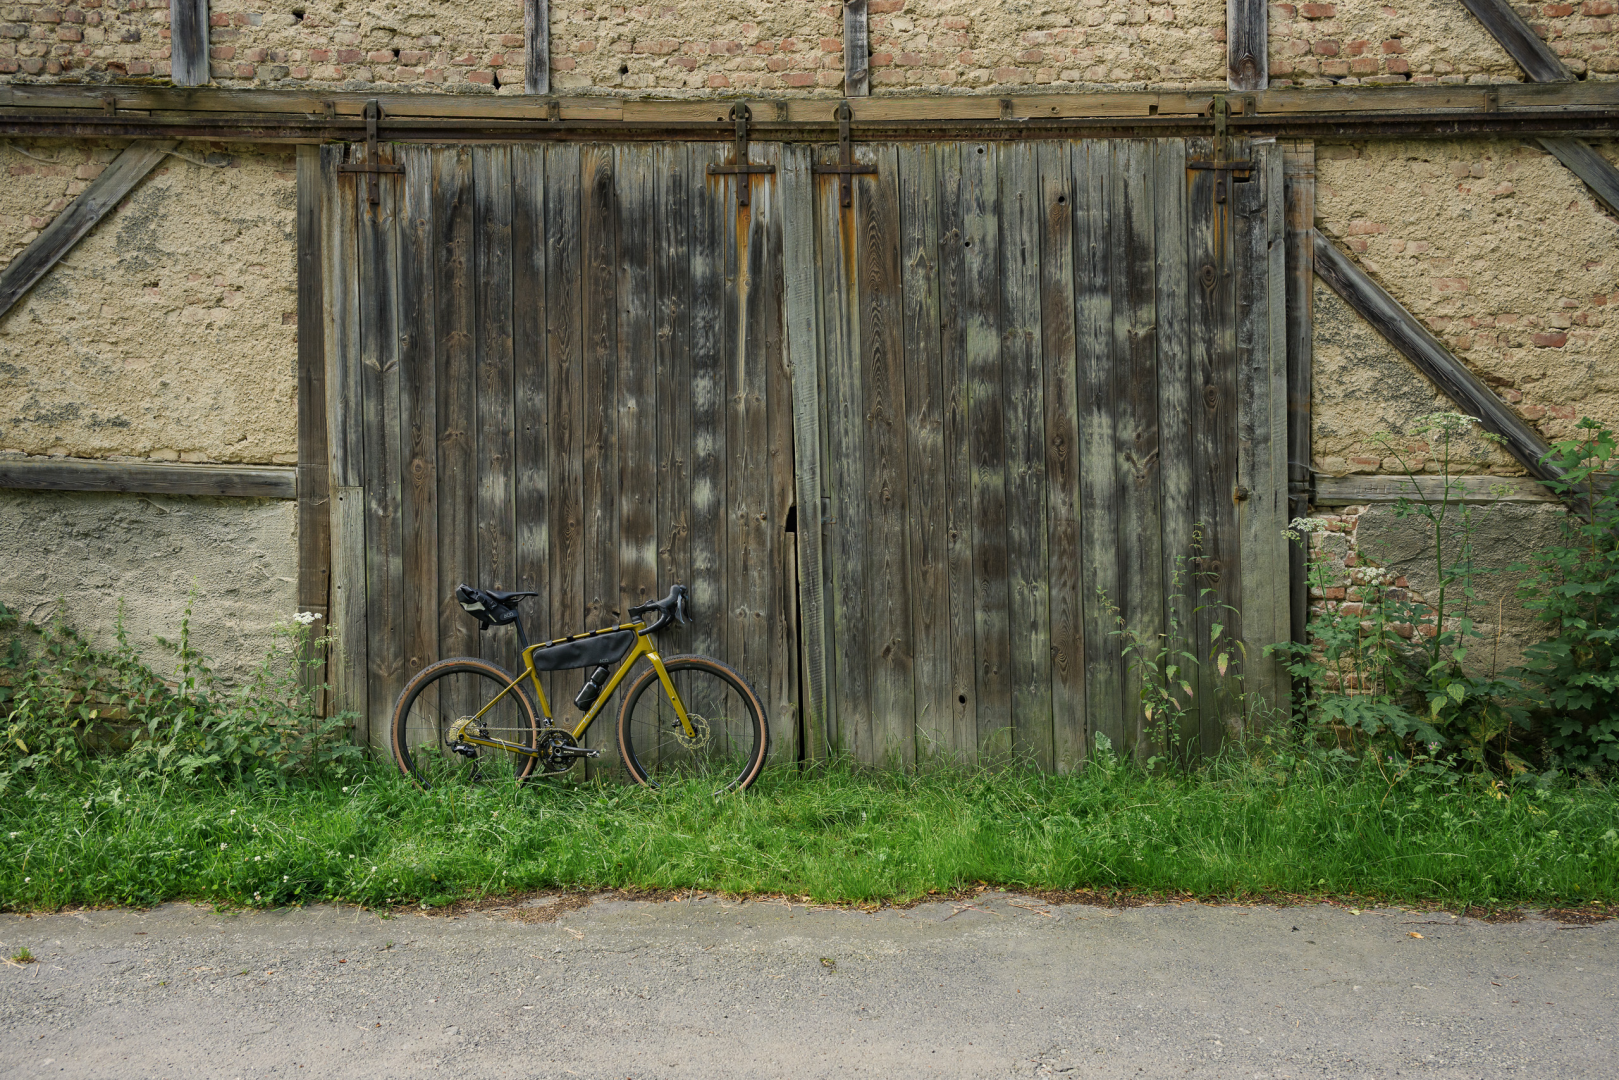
left=536, top=727, right=581, bottom=776
left=673, top=712, right=711, bottom=751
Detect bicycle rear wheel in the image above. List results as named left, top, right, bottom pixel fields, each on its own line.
left=391, top=658, right=540, bottom=787
left=615, top=655, right=769, bottom=793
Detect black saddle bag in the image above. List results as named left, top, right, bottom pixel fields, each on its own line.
left=529, top=631, right=637, bottom=672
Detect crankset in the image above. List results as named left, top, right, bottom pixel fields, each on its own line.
left=536, top=727, right=602, bottom=776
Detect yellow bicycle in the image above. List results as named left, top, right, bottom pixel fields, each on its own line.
left=389, top=584, right=769, bottom=793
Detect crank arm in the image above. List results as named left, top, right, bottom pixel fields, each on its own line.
left=552, top=745, right=601, bottom=759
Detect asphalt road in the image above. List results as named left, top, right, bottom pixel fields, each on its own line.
left=0, top=893, right=1614, bottom=1079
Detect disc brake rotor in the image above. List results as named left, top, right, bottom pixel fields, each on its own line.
left=673, top=712, right=711, bottom=751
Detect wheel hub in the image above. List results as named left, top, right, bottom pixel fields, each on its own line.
left=673, top=712, right=711, bottom=751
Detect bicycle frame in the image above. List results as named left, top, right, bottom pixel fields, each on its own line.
left=451, top=620, right=693, bottom=760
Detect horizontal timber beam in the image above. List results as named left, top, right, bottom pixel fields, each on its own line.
left=0, top=83, right=1613, bottom=141
left=0, top=457, right=296, bottom=499
left=1312, top=233, right=1560, bottom=485
left=1312, top=473, right=1559, bottom=506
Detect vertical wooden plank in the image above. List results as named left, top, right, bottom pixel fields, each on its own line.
left=935, top=142, right=977, bottom=765
left=295, top=146, right=331, bottom=705
left=857, top=143, right=915, bottom=769
left=359, top=141, right=406, bottom=751
left=997, top=140, right=1052, bottom=770
left=170, top=0, right=208, bottom=87
left=544, top=143, right=585, bottom=721
left=898, top=142, right=951, bottom=765
left=616, top=143, right=659, bottom=660
left=780, top=142, right=831, bottom=762
left=844, top=0, right=870, bottom=97
left=655, top=142, right=694, bottom=651
left=580, top=143, right=619, bottom=763
left=1112, top=140, right=1165, bottom=757
left=688, top=143, right=727, bottom=689
left=817, top=140, right=869, bottom=759
left=1283, top=142, right=1316, bottom=652
left=512, top=144, right=550, bottom=645
left=1186, top=135, right=1239, bottom=756
left=1234, top=143, right=1291, bottom=719
left=525, top=0, right=551, bottom=96
left=397, top=145, right=439, bottom=687
left=322, top=143, right=368, bottom=741
left=1036, top=140, right=1085, bottom=772
left=433, top=148, right=478, bottom=669
left=962, top=140, right=1011, bottom=760
left=1227, top=0, right=1268, bottom=90
left=1075, top=140, right=1122, bottom=752
left=473, top=146, right=517, bottom=677
left=1153, top=138, right=1198, bottom=758
left=758, top=143, right=800, bottom=764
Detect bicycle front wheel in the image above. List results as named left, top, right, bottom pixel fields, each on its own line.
left=616, top=655, right=769, bottom=793
left=391, top=658, right=540, bottom=788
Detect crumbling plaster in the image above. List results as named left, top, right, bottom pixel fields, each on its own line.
left=1313, top=138, right=1619, bottom=475
left=0, top=140, right=298, bottom=464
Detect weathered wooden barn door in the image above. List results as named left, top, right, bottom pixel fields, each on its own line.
left=320, top=140, right=800, bottom=766
left=793, top=137, right=1288, bottom=768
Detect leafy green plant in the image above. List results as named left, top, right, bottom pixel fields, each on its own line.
left=0, top=597, right=358, bottom=789
left=1515, top=418, right=1619, bottom=773
left=1271, top=413, right=1528, bottom=772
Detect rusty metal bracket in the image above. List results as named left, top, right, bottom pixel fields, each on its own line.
left=1190, top=96, right=1252, bottom=204
left=337, top=99, right=404, bottom=205
left=706, top=103, right=775, bottom=210
left=812, top=100, right=879, bottom=207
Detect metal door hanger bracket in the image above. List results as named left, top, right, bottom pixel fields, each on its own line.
left=1191, top=95, right=1251, bottom=204
left=706, top=103, right=775, bottom=210
left=812, top=100, right=879, bottom=207
left=337, top=99, right=405, bottom=205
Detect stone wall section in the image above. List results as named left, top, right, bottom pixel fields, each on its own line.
left=0, top=141, right=298, bottom=463
left=1314, top=139, right=1619, bottom=473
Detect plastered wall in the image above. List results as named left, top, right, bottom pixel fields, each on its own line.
left=0, top=140, right=298, bottom=463
left=1313, top=138, right=1619, bottom=475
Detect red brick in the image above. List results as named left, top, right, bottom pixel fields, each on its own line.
left=1544, top=2, right=1576, bottom=13
left=1386, top=57, right=1410, bottom=72
left=1583, top=0, right=1616, bottom=12
left=1300, top=2, right=1336, bottom=14
left=1312, top=38, right=1339, bottom=55
left=466, top=69, right=492, bottom=83
left=1533, top=331, right=1569, bottom=347
left=782, top=71, right=815, bottom=86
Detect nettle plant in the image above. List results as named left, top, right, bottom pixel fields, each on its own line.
left=1271, top=412, right=1529, bottom=774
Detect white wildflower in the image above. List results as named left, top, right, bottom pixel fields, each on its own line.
left=292, top=611, right=323, bottom=626
left=220, top=843, right=228, bottom=850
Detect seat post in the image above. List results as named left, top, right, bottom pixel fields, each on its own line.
left=513, top=616, right=530, bottom=650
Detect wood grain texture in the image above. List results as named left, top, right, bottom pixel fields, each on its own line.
left=654, top=141, right=694, bottom=671
left=1313, top=473, right=1560, bottom=504
left=998, top=140, right=1052, bottom=768
left=961, top=140, right=1011, bottom=760
left=1036, top=139, right=1085, bottom=772
left=525, top=0, right=550, bottom=96
left=844, top=0, right=870, bottom=98
left=0, top=458, right=295, bottom=498
left=1075, top=140, right=1123, bottom=752
left=358, top=138, right=405, bottom=750
left=169, top=0, right=208, bottom=87
left=615, top=145, right=659, bottom=634
left=0, top=140, right=174, bottom=321
left=1227, top=0, right=1269, bottom=90
left=397, top=144, right=440, bottom=685
left=857, top=142, right=915, bottom=769
left=1283, top=142, right=1314, bottom=650
left=687, top=142, right=728, bottom=690
left=1152, top=137, right=1197, bottom=759
left=1312, top=233, right=1558, bottom=483
left=897, top=142, right=952, bottom=763
left=936, top=142, right=979, bottom=764
left=473, top=147, right=517, bottom=674
left=544, top=142, right=585, bottom=720
left=295, top=144, right=331, bottom=703
left=512, top=144, right=550, bottom=648
left=1457, top=0, right=1571, bottom=83
left=1111, top=139, right=1165, bottom=756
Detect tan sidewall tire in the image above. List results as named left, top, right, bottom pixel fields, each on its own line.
left=615, top=654, right=770, bottom=792
left=391, top=657, right=540, bottom=785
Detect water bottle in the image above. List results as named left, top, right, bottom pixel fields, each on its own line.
left=574, top=665, right=610, bottom=711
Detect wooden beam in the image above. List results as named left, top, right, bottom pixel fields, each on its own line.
left=1313, top=233, right=1558, bottom=483
left=170, top=0, right=209, bottom=87
left=1283, top=142, right=1314, bottom=648
left=1538, top=136, right=1619, bottom=217
left=0, top=140, right=175, bottom=321
left=1456, top=0, right=1571, bottom=84
left=295, top=144, right=331, bottom=704
left=525, top=0, right=549, bottom=96
left=0, top=457, right=295, bottom=498
left=844, top=0, right=869, bottom=98
left=1313, top=473, right=1559, bottom=505
left=1228, top=0, right=1268, bottom=90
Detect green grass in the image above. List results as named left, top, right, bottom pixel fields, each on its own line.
left=3, top=750, right=1618, bottom=912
